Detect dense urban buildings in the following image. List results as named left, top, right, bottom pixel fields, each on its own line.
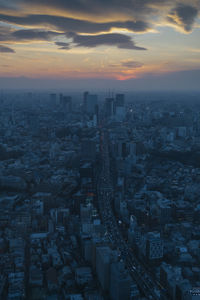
left=0, top=91, right=200, bottom=299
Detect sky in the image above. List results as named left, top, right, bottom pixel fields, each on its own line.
left=0, top=0, right=200, bottom=90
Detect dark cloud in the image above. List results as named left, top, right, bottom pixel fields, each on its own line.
left=168, top=4, right=198, bottom=32
left=0, top=45, right=15, bottom=53
left=0, top=0, right=199, bottom=33
left=0, top=1, right=198, bottom=54
left=55, top=42, right=70, bottom=50
left=121, top=60, right=144, bottom=68
left=0, top=14, right=150, bottom=34
left=0, top=25, right=13, bottom=41
left=110, top=60, right=144, bottom=68
left=0, top=29, right=62, bottom=43
left=67, top=32, right=147, bottom=50
left=0, top=0, right=168, bottom=17
left=12, top=29, right=61, bottom=41
left=0, top=26, right=146, bottom=51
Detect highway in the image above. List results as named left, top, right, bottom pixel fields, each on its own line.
left=97, top=129, right=167, bottom=300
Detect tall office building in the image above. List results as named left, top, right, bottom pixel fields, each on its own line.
left=60, top=95, right=72, bottom=113
left=115, top=94, right=125, bottom=108
left=96, top=246, right=118, bottom=292
left=105, top=98, right=114, bottom=118
left=110, top=261, right=131, bottom=300
left=146, top=232, right=164, bottom=262
left=83, top=92, right=98, bottom=115
left=96, top=246, right=111, bottom=291
left=160, top=262, right=182, bottom=299
left=114, top=94, right=126, bottom=121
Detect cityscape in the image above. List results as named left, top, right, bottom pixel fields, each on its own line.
left=1, top=0, right=200, bottom=299
left=0, top=91, right=200, bottom=299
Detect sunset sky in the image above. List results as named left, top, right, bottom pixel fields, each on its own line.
left=0, top=0, right=200, bottom=89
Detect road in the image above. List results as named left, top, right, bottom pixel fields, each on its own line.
left=97, top=129, right=167, bottom=300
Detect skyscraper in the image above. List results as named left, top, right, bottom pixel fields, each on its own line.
left=60, top=95, right=72, bottom=113
left=110, top=261, right=131, bottom=300
left=105, top=98, right=114, bottom=118
left=83, top=92, right=98, bottom=115
left=114, top=94, right=126, bottom=121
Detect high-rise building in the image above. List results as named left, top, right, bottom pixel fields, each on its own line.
left=105, top=98, right=114, bottom=118
left=160, top=262, right=182, bottom=299
left=96, top=246, right=111, bottom=291
left=110, top=261, right=131, bottom=300
left=60, top=95, right=72, bottom=113
left=114, top=94, right=126, bottom=121
left=146, top=232, right=164, bottom=261
left=83, top=92, right=98, bottom=115
left=176, top=279, right=193, bottom=300
left=115, top=94, right=125, bottom=107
